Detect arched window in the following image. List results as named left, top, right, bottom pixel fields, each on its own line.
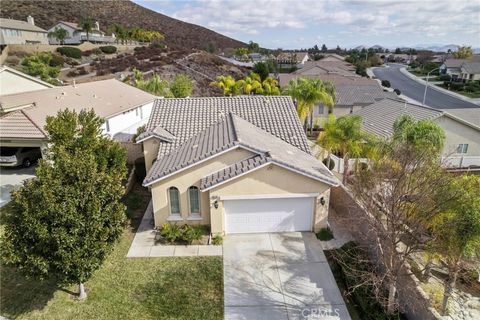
left=168, top=187, right=180, bottom=215
left=188, top=186, right=200, bottom=215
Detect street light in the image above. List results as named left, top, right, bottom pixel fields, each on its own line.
left=422, top=67, right=440, bottom=106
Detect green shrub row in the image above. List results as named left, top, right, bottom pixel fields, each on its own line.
left=159, top=223, right=204, bottom=245
left=56, top=46, right=82, bottom=59
left=99, top=46, right=117, bottom=54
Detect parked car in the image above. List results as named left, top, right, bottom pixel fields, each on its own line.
left=0, top=147, right=42, bottom=168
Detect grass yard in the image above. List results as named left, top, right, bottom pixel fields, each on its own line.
left=0, top=183, right=224, bottom=320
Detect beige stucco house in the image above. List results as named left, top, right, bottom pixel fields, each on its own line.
left=0, top=16, right=48, bottom=45
left=138, top=96, right=339, bottom=235
left=353, top=98, right=480, bottom=169
left=0, top=65, right=53, bottom=95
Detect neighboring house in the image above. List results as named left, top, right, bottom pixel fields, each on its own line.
left=292, top=60, right=357, bottom=76
left=0, top=16, right=48, bottom=45
left=440, top=59, right=466, bottom=79
left=0, top=65, right=53, bottom=95
left=276, top=51, right=311, bottom=68
left=137, top=96, right=339, bottom=235
left=353, top=98, right=480, bottom=169
left=0, top=79, right=155, bottom=153
left=248, top=53, right=264, bottom=63
left=319, top=53, right=346, bottom=62
left=383, top=54, right=416, bottom=64
left=460, top=61, right=480, bottom=81
left=47, top=21, right=115, bottom=44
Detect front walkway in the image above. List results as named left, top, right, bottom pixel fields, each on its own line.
left=127, top=201, right=222, bottom=257
left=223, top=233, right=351, bottom=320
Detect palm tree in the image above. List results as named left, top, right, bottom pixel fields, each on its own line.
left=261, top=77, right=280, bottom=95
left=78, top=18, right=93, bottom=42
left=210, top=75, right=238, bottom=96
left=47, top=27, right=68, bottom=45
left=282, top=77, right=335, bottom=134
left=316, top=115, right=364, bottom=184
left=236, top=73, right=263, bottom=95
left=316, top=114, right=337, bottom=169
left=109, top=23, right=125, bottom=44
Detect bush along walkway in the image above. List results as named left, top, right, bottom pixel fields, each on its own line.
left=127, top=201, right=222, bottom=257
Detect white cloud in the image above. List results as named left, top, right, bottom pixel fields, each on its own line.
left=169, top=0, right=479, bottom=46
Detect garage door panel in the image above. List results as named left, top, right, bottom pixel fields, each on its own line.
left=225, top=197, right=313, bottom=234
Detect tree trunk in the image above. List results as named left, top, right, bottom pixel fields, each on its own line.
left=342, top=155, right=349, bottom=185
left=78, top=282, right=87, bottom=300
left=387, top=282, right=397, bottom=314
left=309, top=110, right=314, bottom=137
left=441, top=268, right=459, bottom=315
left=423, top=258, right=432, bottom=280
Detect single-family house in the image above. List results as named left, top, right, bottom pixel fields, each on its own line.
left=0, top=79, right=155, bottom=155
left=47, top=21, right=115, bottom=45
left=0, top=16, right=48, bottom=45
left=137, top=96, right=339, bottom=235
left=0, top=65, right=54, bottom=95
left=353, top=98, right=480, bottom=169
left=276, top=51, right=311, bottom=68
left=292, top=60, right=356, bottom=77
left=319, top=53, right=346, bottom=62
left=440, top=59, right=466, bottom=80
left=460, top=61, right=480, bottom=81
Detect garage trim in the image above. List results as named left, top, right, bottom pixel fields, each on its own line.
left=219, top=193, right=319, bottom=200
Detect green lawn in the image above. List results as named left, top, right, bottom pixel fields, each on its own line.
left=0, top=184, right=224, bottom=320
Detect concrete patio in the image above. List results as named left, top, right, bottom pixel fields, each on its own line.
left=223, top=232, right=351, bottom=320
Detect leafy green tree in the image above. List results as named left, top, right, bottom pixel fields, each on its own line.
left=170, top=74, right=193, bottom=98
left=247, top=41, right=259, bottom=53
left=109, top=23, right=126, bottom=44
left=392, top=115, right=445, bottom=155
left=282, top=77, right=335, bottom=134
left=317, top=115, right=364, bottom=184
left=210, top=75, right=238, bottom=96
left=141, top=74, right=172, bottom=97
left=47, top=27, right=68, bottom=44
left=261, top=77, right=280, bottom=96
left=78, top=18, right=93, bottom=42
left=235, top=72, right=263, bottom=95
left=453, top=46, right=473, bottom=59
left=2, top=109, right=127, bottom=300
left=21, top=52, right=60, bottom=83
left=430, top=174, right=480, bottom=315
left=252, top=62, right=269, bottom=81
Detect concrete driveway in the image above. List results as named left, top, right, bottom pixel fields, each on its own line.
left=0, top=166, right=36, bottom=208
left=223, top=232, right=351, bottom=320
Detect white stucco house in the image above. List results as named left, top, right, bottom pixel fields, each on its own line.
left=0, top=16, right=48, bottom=45
left=0, top=79, right=155, bottom=154
left=47, top=21, right=115, bottom=45
left=0, top=66, right=54, bottom=95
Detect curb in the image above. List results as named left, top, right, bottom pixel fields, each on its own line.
left=399, top=67, right=479, bottom=105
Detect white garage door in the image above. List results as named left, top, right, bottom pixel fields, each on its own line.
left=224, top=197, right=314, bottom=234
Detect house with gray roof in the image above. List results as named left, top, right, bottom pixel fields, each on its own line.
left=47, top=21, right=115, bottom=45
left=460, top=61, right=480, bottom=81
left=353, top=98, right=480, bottom=169
left=0, top=16, right=48, bottom=45
left=440, top=56, right=480, bottom=80
left=138, top=96, right=339, bottom=235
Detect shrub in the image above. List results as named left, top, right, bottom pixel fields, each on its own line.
left=150, top=43, right=166, bottom=49
left=465, top=80, right=480, bottom=93
left=159, top=223, right=182, bottom=243
left=437, top=74, right=451, bottom=81
left=316, top=227, right=334, bottom=241
left=56, top=46, right=82, bottom=59
left=182, top=225, right=203, bottom=245
left=170, top=74, right=193, bottom=98
left=211, top=235, right=223, bottom=245
left=134, top=158, right=146, bottom=183
left=21, top=52, right=60, bottom=81
left=450, top=82, right=464, bottom=91
left=393, top=88, right=401, bottom=95
left=381, top=80, right=391, bottom=88
left=99, top=45, right=117, bottom=54
left=49, top=54, right=64, bottom=67
left=134, top=46, right=145, bottom=53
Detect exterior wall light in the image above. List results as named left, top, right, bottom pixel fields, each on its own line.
left=214, top=200, right=219, bottom=209
left=320, top=197, right=326, bottom=206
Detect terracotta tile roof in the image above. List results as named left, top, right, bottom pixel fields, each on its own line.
left=278, top=74, right=377, bottom=87
left=0, top=110, right=45, bottom=139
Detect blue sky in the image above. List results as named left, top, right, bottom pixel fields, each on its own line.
left=134, top=0, right=480, bottom=49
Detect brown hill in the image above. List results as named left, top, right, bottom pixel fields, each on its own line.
left=0, top=0, right=245, bottom=51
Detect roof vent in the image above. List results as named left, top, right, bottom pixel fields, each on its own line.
left=192, top=144, right=198, bottom=149
left=93, top=94, right=97, bottom=98
left=61, top=91, right=66, bottom=96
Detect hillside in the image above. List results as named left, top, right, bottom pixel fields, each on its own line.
left=0, top=0, right=245, bottom=51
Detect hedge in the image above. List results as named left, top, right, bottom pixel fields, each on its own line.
left=49, top=54, right=64, bottom=67
left=99, top=46, right=117, bottom=54
left=381, top=80, right=391, bottom=88
left=56, top=46, right=82, bottom=59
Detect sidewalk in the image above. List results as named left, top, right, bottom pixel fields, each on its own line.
left=400, top=67, right=480, bottom=105
left=126, top=200, right=223, bottom=257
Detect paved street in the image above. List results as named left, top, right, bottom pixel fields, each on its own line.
left=0, top=166, right=36, bottom=208
left=372, top=64, right=480, bottom=109
left=223, top=233, right=351, bottom=320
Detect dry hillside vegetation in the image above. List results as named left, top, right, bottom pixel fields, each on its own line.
left=0, top=0, right=245, bottom=51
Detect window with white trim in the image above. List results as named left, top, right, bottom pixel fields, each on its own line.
left=168, top=187, right=181, bottom=215
left=188, top=186, right=200, bottom=215
left=456, top=144, right=468, bottom=154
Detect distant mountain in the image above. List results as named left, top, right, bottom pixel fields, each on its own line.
left=414, top=44, right=459, bottom=52
left=0, top=0, right=245, bottom=51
